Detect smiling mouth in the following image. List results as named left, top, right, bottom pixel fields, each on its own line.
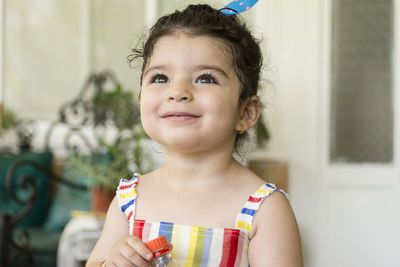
left=161, top=112, right=200, bottom=121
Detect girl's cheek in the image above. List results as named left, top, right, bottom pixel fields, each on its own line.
left=139, top=90, right=151, bottom=108
left=140, top=105, right=152, bottom=124
left=140, top=111, right=155, bottom=138
left=140, top=95, right=159, bottom=124
left=141, top=95, right=158, bottom=113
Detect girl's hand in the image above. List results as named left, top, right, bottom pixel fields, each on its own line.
left=104, top=235, right=153, bottom=267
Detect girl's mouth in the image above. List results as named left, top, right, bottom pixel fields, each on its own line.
left=160, top=112, right=200, bottom=121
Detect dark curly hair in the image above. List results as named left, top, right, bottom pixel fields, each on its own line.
left=128, top=4, right=263, bottom=149
left=129, top=4, right=262, bottom=102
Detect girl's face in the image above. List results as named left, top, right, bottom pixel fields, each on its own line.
left=140, top=31, right=243, bottom=153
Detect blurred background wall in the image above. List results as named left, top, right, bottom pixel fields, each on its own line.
left=1, top=0, right=399, bottom=266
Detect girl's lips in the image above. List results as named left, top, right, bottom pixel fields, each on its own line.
left=160, top=112, right=200, bottom=121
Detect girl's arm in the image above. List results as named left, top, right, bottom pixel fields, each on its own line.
left=248, top=192, right=303, bottom=267
left=85, top=196, right=153, bottom=267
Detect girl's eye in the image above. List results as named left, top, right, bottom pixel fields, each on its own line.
left=151, top=74, right=169, bottom=83
left=197, top=74, right=217, bottom=84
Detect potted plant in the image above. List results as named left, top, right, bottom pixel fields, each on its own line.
left=62, top=73, right=152, bottom=212
left=0, top=105, right=35, bottom=152
left=64, top=131, right=151, bottom=212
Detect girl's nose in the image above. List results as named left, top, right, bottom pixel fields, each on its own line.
left=168, top=82, right=193, bottom=102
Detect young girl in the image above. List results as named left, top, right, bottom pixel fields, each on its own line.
left=86, top=4, right=302, bottom=267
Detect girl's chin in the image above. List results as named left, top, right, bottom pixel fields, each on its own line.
left=159, top=139, right=203, bottom=150
left=156, top=138, right=211, bottom=153
left=148, top=130, right=235, bottom=153
left=150, top=130, right=202, bottom=144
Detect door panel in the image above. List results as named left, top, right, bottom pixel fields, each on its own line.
left=325, top=187, right=400, bottom=267
left=322, top=0, right=400, bottom=266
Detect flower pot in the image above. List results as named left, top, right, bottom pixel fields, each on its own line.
left=91, top=187, right=115, bottom=213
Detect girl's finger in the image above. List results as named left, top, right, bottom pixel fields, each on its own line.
left=110, top=253, right=132, bottom=267
left=120, top=250, right=150, bottom=267
left=118, top=243, right=150, bottom=266
left=126, top=236, right=153, bottom=262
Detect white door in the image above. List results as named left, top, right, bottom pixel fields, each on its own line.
left=320, top=0, right=400, bottom=266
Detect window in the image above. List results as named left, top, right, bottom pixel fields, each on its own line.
left=330, top=0, right=394, bottom=163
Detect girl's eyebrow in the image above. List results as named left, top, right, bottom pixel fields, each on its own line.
left=195, top=65, right=229, bottom=79
left=143, top=64, right=229, bottom=79
left=143, top=65, right=167, bottom=77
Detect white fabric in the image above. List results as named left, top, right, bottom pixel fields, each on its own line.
left=57, top=216, right=104, bottom=267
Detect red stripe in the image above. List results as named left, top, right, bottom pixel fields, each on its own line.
left=248, top=196, right=262, bottom=203
left=119, top=182, right=137, bottom=190
left=133, top=219, right=145, bottom=239
left=219, top=229, right=240, bottom=267
left=127, top=210, right=133, bottom=220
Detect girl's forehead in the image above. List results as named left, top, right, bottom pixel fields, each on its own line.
left=147, top=32, right=233, bottom=70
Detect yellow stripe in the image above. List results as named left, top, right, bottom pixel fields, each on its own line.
left=236, top=221, right=252, bottom=232
left=120, top=189, right=136, bottom=199
left=256, top=188, right=267, bottom=194
left=257, top=188, right=274, bottom=195
left=192, top=227, right=205, bottom=267
left=184, top=227, right=200, bottom=267
left=171, top=224, right=180, bottom=260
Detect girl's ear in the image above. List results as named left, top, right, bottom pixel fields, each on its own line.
left=235, top=95, right=261, bottom=133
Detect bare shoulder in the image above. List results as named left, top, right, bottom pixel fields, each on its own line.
left=248, top=191, right=303, bottom=267
left=135, top=168, right=160, bottom=189
left=251, top=192, right=294, bottom=237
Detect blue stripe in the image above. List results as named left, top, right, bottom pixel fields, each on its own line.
left=121, top=175, right=137, bottom=183
left=199, top=228, right=213, bottom=267
left=158, top=221, right=174, bottom=242
left=121, top=199, right=135, bottom=212
left=241, top=208, right=257, bottom=216
left=265, top=183, right=277, bottom=190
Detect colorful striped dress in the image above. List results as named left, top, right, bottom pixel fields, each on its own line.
left=116, top=174, right=288, bottom=267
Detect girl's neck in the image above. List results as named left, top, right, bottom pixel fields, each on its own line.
left=159, top=147, right=240, bottom=187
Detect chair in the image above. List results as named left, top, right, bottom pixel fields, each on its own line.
left=0, top=71, right=130, bottom=266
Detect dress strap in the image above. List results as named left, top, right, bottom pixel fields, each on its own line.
left=116, top=174, right=139, bottom=221
left=234, top=183, right=288, bottom=234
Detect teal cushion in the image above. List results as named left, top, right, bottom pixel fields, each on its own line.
left=43, top=170, right=91, bottom=231
left=11, top=227, right=59, bottom=267
left=0, top=151, right=53, bottom=227
left=12, top=227, right=61, bottom=253
left=42, top=152, right=113, bottom=231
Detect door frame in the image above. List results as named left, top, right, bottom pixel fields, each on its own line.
left=318, top=0, right=400, bottom=265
